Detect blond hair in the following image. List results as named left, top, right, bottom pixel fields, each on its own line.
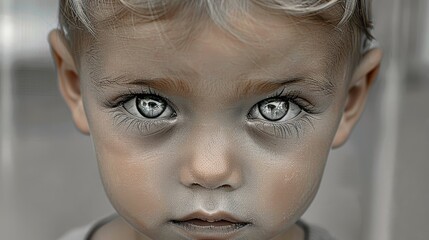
left=58, top=0, right=373, bottom=67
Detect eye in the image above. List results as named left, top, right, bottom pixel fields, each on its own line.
left=249, top=98, right=303, bottom=122
left=123, top=95, right=176, bottom=119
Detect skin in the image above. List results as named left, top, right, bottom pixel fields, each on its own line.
left=49, top=8, right=382, bottom=240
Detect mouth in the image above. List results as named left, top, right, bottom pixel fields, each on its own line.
left=170, top=212, right=251, bottom=237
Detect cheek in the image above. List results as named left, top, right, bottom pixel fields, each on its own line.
left=253, top=152, right=326, bottom=229
left=96, top=140, right=164, bottom=226
left=248, top=123, right=334, bottom=231
left=89, top=113, right=171, bottom=230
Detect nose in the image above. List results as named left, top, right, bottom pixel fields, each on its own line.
left=179, top=124, right=243, bottom=190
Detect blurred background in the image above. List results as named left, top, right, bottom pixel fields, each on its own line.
left=1, top=0, right=428, bottom=239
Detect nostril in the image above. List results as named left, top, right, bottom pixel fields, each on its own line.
left=190, top=182, right=231, bottom=190
left=219, top=184, right=231, bottom=189
left=179, top=163, right=243, bottom=190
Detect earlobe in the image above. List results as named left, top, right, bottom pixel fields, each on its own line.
left=332, top=48, right=383, bottom=149
left=48, top=30, right=90, bottom=135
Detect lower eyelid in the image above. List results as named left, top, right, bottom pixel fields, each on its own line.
left=246, top=114, right=316, bottom=139
left=110, top=109, right=176, bottom=136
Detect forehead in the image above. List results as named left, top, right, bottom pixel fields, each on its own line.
left=84, top=9, right=345, bottom=89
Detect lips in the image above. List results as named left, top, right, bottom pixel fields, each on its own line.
left=170, top=211, right=251, bottom=236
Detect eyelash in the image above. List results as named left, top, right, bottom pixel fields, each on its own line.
left=105, top=87, right=319, bottom=138
left=105, top=87, right=176, bottom=136
left=254, top=87, right=317, bottom=114
left=246, top=88, right=318, bottom=139
left=105, top=87, right=167, bottom=109
left=248, top=113, right=316, bottom=139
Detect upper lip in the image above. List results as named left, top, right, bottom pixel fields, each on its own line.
left=172, top=211, right=249, bottom=223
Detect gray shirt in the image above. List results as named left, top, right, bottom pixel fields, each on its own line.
left=58, top=214, right=336, bottom=240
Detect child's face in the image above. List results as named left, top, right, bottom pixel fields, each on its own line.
left=50, top=8, right=381, bottom=240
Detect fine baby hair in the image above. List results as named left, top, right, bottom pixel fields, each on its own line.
left=59, top=0, right=373, bottom=64
left=51, top=0, right=382, bottom=240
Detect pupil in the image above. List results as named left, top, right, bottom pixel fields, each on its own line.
left=267, top=104, right=276, bottom=110
left=148, top=102, right=157, bottom=108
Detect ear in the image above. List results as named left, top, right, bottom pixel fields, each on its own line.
left=331, top=48, right=382, bottom=148
left=48, top=29, right=90, bottom=135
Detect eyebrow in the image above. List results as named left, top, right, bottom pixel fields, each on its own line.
left=92, top=73, right=336, bottom=99
left=237, top=77, right=336, bottom=97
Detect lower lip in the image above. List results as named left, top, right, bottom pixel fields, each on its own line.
left=170, top=220, right=250, bottom=238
